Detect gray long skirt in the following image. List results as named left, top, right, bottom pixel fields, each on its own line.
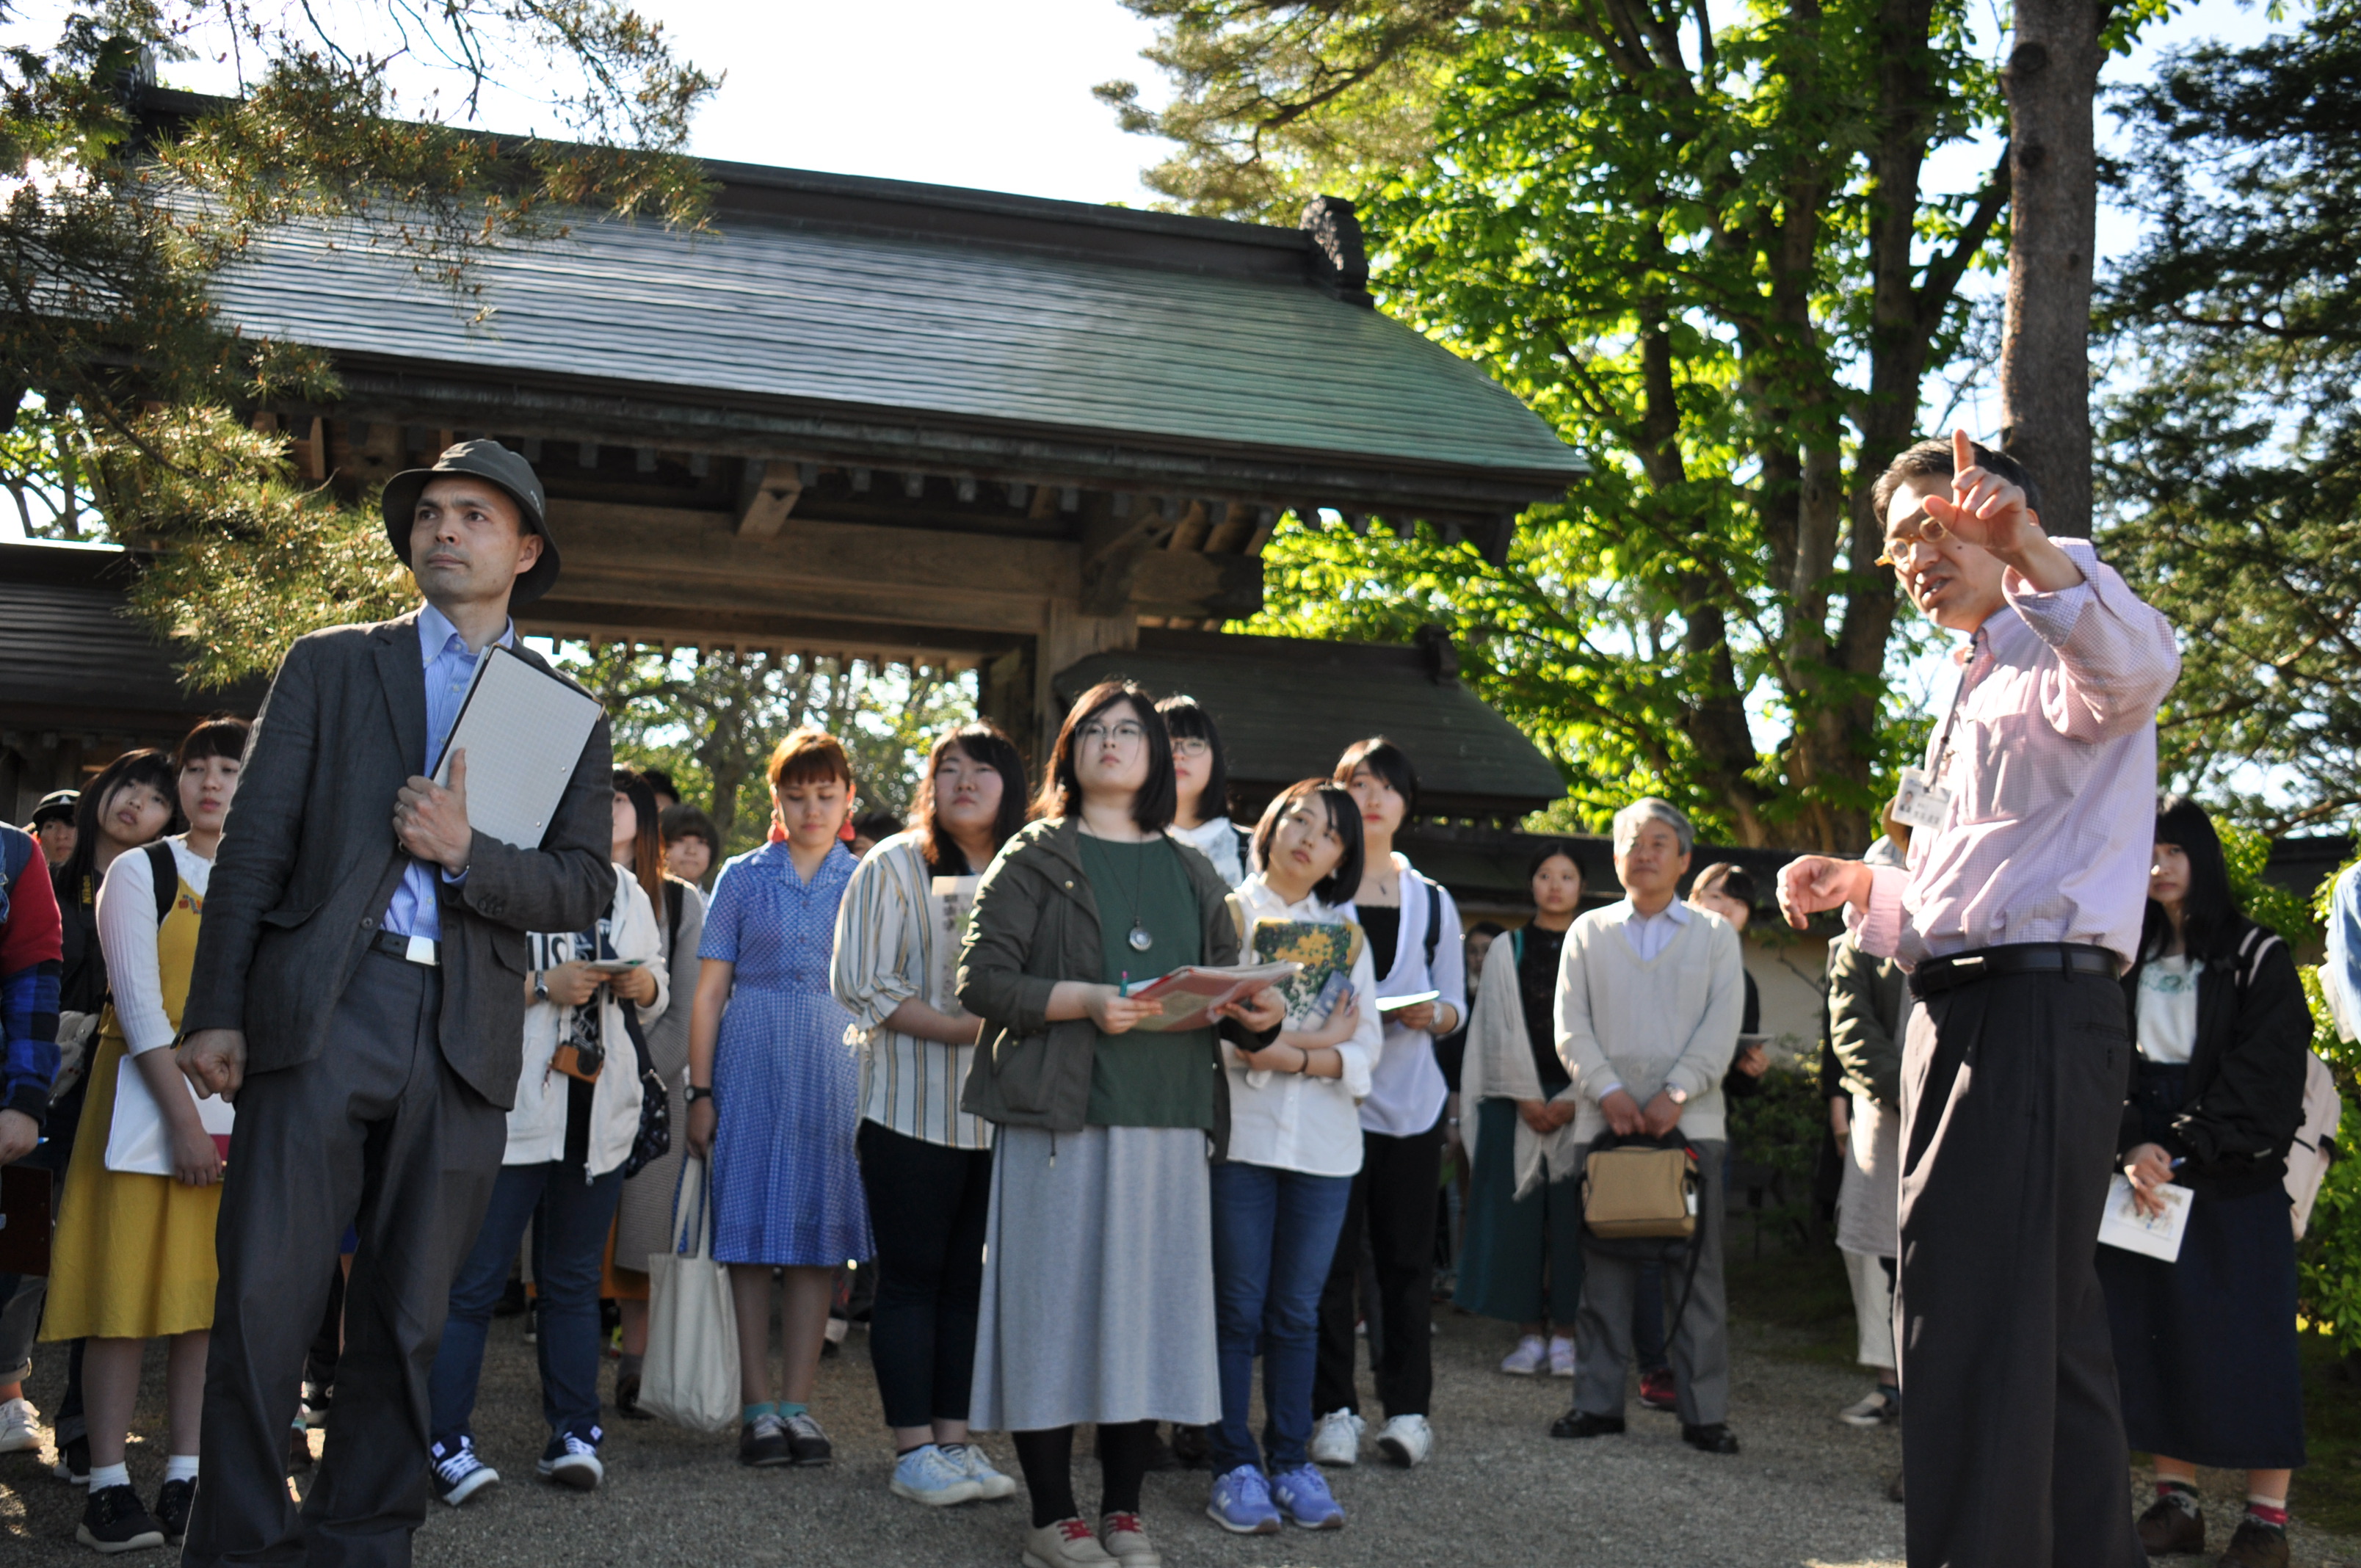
left=968, top=1124, right=1219, bottom=1432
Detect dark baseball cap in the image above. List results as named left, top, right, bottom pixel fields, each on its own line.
left=29, top=789, right=77, bottom=827
left=381, top=440, right=560, bottom=605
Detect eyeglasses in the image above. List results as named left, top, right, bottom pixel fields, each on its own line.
left=1171, top=738, right=1211, bottom=761
left=1078, top=721, right=1146, bottom=747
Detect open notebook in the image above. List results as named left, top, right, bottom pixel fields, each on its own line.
left=432, top=645, right=604, bottom=851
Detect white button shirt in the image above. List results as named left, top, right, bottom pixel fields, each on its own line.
left=1222, top=875, right=1384, bottom=1178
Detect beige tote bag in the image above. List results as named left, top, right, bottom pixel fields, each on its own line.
left=639, top=1157, right=741, bottom=1432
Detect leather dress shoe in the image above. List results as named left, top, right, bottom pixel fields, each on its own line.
left=1549, top=1409, right=1625, bottom=1440
left=1680, top=1422, right=1740, bottom=1454
left=2134, top=1494, right=2205, bottom=1555
left=2219, top=1517, right=2291, bottom=1568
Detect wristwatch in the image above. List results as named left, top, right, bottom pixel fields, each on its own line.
left=685, top=1085, right=715, bottom=1105
left=1664, top=1084, right=1689, bottom=1106
left=532, top=971, right=549, bottom=1003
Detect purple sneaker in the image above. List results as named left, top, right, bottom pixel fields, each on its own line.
left=1272, top=1462, right=1346, bottom=1529
left=1205, top=1464, right=1282, bottom=1534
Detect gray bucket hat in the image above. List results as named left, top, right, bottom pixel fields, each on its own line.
left=381, top=439, right=560, bottom=605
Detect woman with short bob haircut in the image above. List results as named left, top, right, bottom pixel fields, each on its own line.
left=2103, top=795, right=2311, bottom=1562
left=685, top=727, right=871, bottom=1469
left=959, top=680, right=1285, bottom=1568
left=1201, top=780, right=1379, bottom=1534
left=1158, top=694, right=1250, bottom=888
left=830, top=720, right=1029, bottom=1508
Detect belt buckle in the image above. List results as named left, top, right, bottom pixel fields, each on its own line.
left=405, top=934, right=438, bottom=967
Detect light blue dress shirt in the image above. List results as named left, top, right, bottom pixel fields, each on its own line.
left=380, top=603, right=515, bottom=942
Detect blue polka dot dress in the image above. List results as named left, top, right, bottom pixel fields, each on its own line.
left=699, top=840, right=873, bottom=1268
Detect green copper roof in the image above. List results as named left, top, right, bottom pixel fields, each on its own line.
left=205, top=188, right=1581, bottom=489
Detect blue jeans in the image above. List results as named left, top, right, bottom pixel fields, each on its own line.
left=1208, top=1161, right=1354, bottom=1473
left=430, top=1160, right=624, bottom=1448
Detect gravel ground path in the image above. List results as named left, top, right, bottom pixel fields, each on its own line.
left=4, top=1304, right=2354, bottom=1567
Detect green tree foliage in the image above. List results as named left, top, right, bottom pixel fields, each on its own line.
left=0, top=1, right=715, bottom=685
left=2096, top=2, right=2361, bottom=832
left=557, top=644, right=977, bottom=856
left=1109, top=0, right=2028, bottom=849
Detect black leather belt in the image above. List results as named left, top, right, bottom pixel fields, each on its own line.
left=367, top=929, right=440, bottom=967
left=1910, top=941, right=2116, bottom=998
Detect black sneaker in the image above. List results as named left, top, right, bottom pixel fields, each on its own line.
left=537, top=1429, right=603, bottom=1490
left=153, top=1478, right=195, bottom=1541
left=299, top=1379, right=331, bottom=1429
left=53, top=1432, right=90, bottom=1486
left=428, top=1436, right=500, bottom=1506
left=782, top=1412, right=833, bottom=1467
left=77, top=1483, right=166, bottom=1554
left=739, top=1413, right=791, bottom=1467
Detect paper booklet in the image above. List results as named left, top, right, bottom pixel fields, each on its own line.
left=1127, top=961, right=1302, bottom=1034
left=1251, top=918, right=1364, bottom=1031
left=431, top=644, right=605, bottom=851
left=929, top=875, right=982, bottom=1012
left=105, top=1052, right=234, bottom=1177
left=1377, top=989, right=1441, bottom=1014
left=2096, top=1172, right=2193, bottom=1263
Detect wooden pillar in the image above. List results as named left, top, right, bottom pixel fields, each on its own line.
left=1032, top=601, right=1138, bottom=761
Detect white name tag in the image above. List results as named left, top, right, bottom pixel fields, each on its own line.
left=1893, top=765, right=1953, bottom=832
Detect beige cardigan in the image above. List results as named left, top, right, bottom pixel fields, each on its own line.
left=1460, top=931, right=1584, bottom=1199
left=1556, top=900, right=1746, bottom=1146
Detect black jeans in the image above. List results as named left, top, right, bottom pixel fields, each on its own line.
left=855, top=1120, right=993, bottom=1430
left=1313, top=1118, right=1443, bottom=1420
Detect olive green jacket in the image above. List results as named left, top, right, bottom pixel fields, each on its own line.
left=956, top=816, right=1261, bottom=1146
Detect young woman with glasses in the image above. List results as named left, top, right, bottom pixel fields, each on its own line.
left=1157, top=696, right=1250, bottom=888
left=957, top=680, right=1285, bottom=1568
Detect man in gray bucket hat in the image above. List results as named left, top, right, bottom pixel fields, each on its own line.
left=174, top=440, right=614, bottom=1567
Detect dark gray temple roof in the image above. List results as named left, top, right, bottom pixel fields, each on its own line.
left=200, top=160, right=1582, bottom=495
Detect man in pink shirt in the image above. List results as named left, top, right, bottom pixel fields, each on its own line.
left=1780, top=430, right=2177, bottom=1568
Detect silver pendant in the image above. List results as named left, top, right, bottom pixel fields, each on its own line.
left=1128, top=923, right=1154, bottom=952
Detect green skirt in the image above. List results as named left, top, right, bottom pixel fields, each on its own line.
left=1454, top=1097, right=1585, bottom=1326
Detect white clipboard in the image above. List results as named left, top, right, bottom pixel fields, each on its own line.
left=432, top=644, right=603, bottom=851
left=104, top=1052, right=234, bottom=1177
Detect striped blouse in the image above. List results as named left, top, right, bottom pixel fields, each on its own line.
left=829, top=830, right=993, bottom=1150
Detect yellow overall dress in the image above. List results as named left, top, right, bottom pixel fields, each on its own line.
left=41, top=865, right=221, bottom=1341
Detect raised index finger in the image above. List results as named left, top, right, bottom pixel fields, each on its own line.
left=1952, top=426, right=1973, bottom=477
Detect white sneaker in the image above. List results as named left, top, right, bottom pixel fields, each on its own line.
left=949, top=1442, right=1018, bottom=1500
left=1308, top=1407, right=1364, bottom=1467
left=1498, top=1335, right=1547, bottom=1375
left=889, top=1442, right=982, bottom=1506
left=1548, top=1335, right=1576, bottom=1377
left=0, top=1396, right=39, bottom=1454
left=1374, top=1413, right=1432, bottom=1467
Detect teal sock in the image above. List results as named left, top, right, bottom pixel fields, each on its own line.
left=776, top=1401, right=808, bottom=1420
left=742, top=1402, right=775, bottom=1424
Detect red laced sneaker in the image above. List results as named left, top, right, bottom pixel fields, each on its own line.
left=1099, top=1510, right=1157, bottom=1564
left=1639, top=1368, right=1679, bottom=1412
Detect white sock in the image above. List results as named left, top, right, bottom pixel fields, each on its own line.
left=89, top=1462, right=130, bottom=1492
left=165, top=1454, right=199, bottom=1484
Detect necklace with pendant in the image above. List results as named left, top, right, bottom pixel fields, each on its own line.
left=1087, top=823, right=1157, bottom=951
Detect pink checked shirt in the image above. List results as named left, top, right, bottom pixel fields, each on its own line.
left=1855, top=538, right=2180, bottom=970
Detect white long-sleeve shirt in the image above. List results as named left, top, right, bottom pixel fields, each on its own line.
left=1221, top=875, right=1383, bottom=1177
left=1352, top=852, right=1467, bottom=1138
left=95, top=836, right=211, bottom=1056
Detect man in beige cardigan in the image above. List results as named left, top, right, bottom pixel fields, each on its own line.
left=1547, top=798, right=1747, bottom=1454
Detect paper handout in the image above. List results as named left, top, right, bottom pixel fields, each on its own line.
left=105, top=1053, right=235, bottom=1177
left=1127, top=962, right=1302, bottom=1034
left=432, top=644, right=604, bottom=851
left=2096, top=1172, right=2192, bottom=1263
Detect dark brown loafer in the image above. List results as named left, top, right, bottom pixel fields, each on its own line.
left=2136, top=1495, right=2206, bottom=1555
left=2219, top=1518, right=2290, bottom=1568
left=1550, top=1409, right=1625, bottom=1439
left=1680, top=1422, right=1740, bottom=1455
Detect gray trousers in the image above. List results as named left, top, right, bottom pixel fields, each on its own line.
left=181, top=951, right=506, bottom=1568
left=1571, top=1137, right=1728, bottom=1426
left=1897, top=967, right=2144, bottom=1568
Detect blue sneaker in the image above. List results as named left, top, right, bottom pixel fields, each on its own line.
left=1272, top=1462, right=1346, bottom=1530
left=1205, top=1463, right=1282, bottom=1535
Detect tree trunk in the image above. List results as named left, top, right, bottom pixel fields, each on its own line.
left=1996, top=0, right=2104, bottom=536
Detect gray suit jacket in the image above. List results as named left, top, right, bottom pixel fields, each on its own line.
left=181, top=609, right=614, bottom=1108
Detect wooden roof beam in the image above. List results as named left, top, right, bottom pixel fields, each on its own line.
left=734, top=458, right=805, bottom=537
